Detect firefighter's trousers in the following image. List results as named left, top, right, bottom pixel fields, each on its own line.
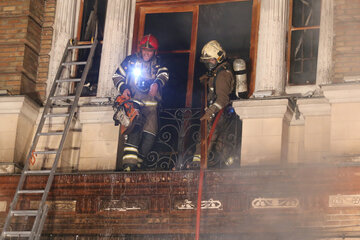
left=122, top=102, right=158, bottom=169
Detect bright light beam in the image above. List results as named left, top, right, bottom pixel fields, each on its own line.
left=133, top=67, right=141, bottom=78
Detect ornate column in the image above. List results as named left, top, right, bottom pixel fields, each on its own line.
left=47, top=0, right=78, bottom=97
left=97, top=0, right=136, bottom=98
left=316, top=0, right=334, bottom=86
left=254, top=0, right=289, bottom=96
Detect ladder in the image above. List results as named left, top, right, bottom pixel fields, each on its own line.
left=0, top=38, right=98, bottom=240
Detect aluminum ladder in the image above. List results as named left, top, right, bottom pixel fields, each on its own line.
left=0, top=38, right=98, bottom=240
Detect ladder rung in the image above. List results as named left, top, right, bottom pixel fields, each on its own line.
left=62, top=61, right=87, bottom=66
left=50, top=96, right=75, bottom=100
left=33, top=150, right=58, bottom=155
left=56, top=78, right=81, bottom=83
left=18, top=190, right=45, bottom=194
left=3, top=231, right=31, bottom=237
left=51, top=102, right=72, bottom=107
left=68, top=45, right=92, bottom=49
left=24, top=170, right=52, bottom=175
left=38, top=132, right=64, bottom=136
left=11, top=210, right=38, bottom=216
left=45, top=113, right=70, bottom=118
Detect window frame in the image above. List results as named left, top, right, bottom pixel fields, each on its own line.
left=76, top=0, right=106, bottom=45
left=133, top=0, right=260, bottom=107
left=72, top=0, right=107, bottom=95
left=286, top=0, right=321, bottom=87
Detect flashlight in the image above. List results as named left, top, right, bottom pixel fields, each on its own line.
left=132, top=67, right=142, bottom=78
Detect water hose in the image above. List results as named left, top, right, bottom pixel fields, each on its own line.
left=195, top=108, right=224, bottom=240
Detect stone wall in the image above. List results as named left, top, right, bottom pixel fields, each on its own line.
left=0, top=96, right=38, bottom=173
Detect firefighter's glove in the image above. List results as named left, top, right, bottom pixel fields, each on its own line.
left=148, top=83, right=158, bottom=97
left=199, top=74, right=209, bottom=85
left=200, top=106, right=216, bottom=121
left=122, top=88, right=131, bottom=100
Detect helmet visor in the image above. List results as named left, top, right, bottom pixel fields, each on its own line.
left=200, top=53, right=214, bottom=62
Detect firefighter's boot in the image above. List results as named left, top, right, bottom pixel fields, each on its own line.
left=122, top=122, right=142, bottom=171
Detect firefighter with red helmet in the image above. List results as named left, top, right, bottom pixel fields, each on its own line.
left=112, top=34, right=169, bottom=171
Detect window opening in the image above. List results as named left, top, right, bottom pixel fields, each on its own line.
left=194, top=1, right=253, bottom=107
left=129, top=0, right=256, bottom=170
left=136, top=0, right=255, bottom=108
left=144, top=11, right=193, bottom=108
left=287, top=0, right=321, bottom=85
left=145, top=12, right=193, bottom=52
left=75, top=0, right=107, bottom=96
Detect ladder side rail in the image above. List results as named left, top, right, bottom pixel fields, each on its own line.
left=30, top=204, right=49, bottom=240
left=44, top=39, right=98, bottom=196
left=34, top=204, right=49, bottom=240
left=31, top=39, right=98, bottom=239
left=0, top=41, right=71, bottom=240
left=31, top=39, right=73, bottom=160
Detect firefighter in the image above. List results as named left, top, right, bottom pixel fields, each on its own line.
left=192, top=40, right=236, bottom=166
left=112, top=34, right=169, bottom=171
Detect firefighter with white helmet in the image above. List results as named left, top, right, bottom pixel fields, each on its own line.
left=112, top=34, right=169, bottom=171
left=192, top=40, right=236, bottom=165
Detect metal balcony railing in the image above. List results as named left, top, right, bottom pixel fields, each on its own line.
left=144, top=107, right=242, bottom=171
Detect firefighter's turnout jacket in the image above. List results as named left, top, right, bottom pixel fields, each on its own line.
left=112, top=53, right=169, bottom=168
left=206, top=61, right=234, bottom=115
left=193, top=61, right=235, bottom=164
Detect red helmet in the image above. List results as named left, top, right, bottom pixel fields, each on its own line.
left=139, top=34, right=159, bottom=51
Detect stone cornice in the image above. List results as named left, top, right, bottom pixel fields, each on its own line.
left=297, top=97, right=331, bottom=116
left=322, top=82, right=360, bottom=103
left=232, top=98, right=293, bottom=121
left=78, top=105, right=115, bottom=124
left=0, top=96, right=39, bottom=122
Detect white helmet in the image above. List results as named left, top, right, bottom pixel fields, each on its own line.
left=200, top=40, right=226, bottom=64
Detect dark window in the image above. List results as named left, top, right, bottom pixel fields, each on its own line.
left=194, top=1, right=253, bottom=107
left=145, top=12, right=193, bottom=51
left=144, top=12, right=193, bottom=108
left=292, top=0, right=321, bottom=27
left=158, top=53, right=189, bottom=108
left=76, top=0, right=107, bottom=96
left=288, top=0, right=321, bottom=85
left=138, top=1, right=254, bottom=108
left=197, top=1, right=252, bottom=59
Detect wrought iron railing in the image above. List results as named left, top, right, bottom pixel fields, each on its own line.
left=145, top=108, right=242, bottom=171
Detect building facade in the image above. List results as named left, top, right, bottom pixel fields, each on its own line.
left=1, top=0, right=360, bottom=239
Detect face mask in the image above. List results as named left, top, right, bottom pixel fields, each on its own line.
left=204, top=61, right=217, bottom=71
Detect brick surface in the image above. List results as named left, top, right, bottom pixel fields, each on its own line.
left=333, top=0, right=360, bottom=83
left=0, top=0, right=45, bottom=101
left=36, top=0, right=55, bottom=102
left=0, top=166, right=359, bottom=238
left=0, top=0, right=358, bottom=101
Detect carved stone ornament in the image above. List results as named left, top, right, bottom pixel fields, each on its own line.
left=329, top=194, right=360, bottom=207
left=176, top=198, right=222, bottom=210
left=176, top=199, right=195, bottom=210
left=100, top=200, right=145, bottom=212
left=252, top=198, right=299, bottom=209
left=30, top=200, right=76, bottom=212
left=0, top=201, right=7, bottom=212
